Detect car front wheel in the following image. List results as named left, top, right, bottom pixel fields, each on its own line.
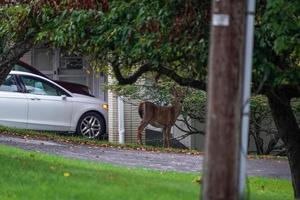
left=76, top=112, right=106, bottom=139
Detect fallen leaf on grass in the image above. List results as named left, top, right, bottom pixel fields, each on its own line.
left=192, top=177, right=202, bottom=184
left=64, top=172, right=70, bottom=177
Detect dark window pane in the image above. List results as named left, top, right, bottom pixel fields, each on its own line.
left=0, top=75, right=18, bottom=92
left=12, top=64, right=32, bottom=73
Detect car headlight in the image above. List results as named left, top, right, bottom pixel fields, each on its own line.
left=102, top=103, right=108, bottom=111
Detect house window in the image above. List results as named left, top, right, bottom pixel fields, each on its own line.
left=60, top=51, right=84, bottom=70
left=32, top=47, right=53, bottom=72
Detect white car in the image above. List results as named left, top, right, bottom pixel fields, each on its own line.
left=0, top=71, right=108, bottom=139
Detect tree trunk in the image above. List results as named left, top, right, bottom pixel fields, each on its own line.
left=253, top=119, right=264, bottom=154
left=268, top=92, right=300, bottom=199
left=0, top=39, right=33, bottom=85
left=0, top=63, right=13, bottom=85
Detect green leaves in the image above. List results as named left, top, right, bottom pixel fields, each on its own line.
left=253, top=0, right=300, bottom=90
left=1, top=0, right=299, bottom=94
left=1, top=0, right=211, bottom=86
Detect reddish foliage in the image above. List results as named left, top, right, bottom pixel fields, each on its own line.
left=169, top=0, right=210, bottom=42
left=101, top=0, right=109, bottom=12
left=170, top=0, right=197, bottom=39
left=0, top=0, right=109, bottom=12
left=0, top=0, right=31, bottom=5
left=38, top=0, right=109, bottom=12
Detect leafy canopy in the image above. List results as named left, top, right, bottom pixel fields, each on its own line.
left=0, top=0, right=299, bottom=94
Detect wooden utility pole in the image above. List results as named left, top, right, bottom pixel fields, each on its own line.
left=202, top=0, right=246, bottom=200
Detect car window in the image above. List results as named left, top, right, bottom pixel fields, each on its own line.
left=0, top=75, right=19, bottom=92
left=20, top=75, right=68, bottom=96
left=12, top=64, right=32, bottom=73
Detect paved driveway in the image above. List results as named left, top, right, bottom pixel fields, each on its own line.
left=0, top=135, right=291, bottom=179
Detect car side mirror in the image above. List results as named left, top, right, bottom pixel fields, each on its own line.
left=61, top=95, right=67, bottom=100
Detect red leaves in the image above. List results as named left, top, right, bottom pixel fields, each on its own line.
left=101, top=0, right=109, bottom=12
left=0, top=0, right=31, bottom=6
left=0, top=0, right=109, bottom=12
left=170, top=1, right=197, bottom=40
left=169, top=0, right=210, bottom=42
left=43, top=0, right=109, bottom=12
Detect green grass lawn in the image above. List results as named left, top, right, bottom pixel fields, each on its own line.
left=0, top=145, right=293, bottom=200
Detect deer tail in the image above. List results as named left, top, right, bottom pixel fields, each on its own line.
left=138, top=103, right=144, bottom=119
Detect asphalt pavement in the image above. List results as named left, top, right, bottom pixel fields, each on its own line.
left=0, top=135, right=291, bottom=179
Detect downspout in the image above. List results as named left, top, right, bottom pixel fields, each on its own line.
left=118, top=96, right=125, bottom=144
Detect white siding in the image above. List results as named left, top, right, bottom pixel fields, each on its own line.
left=123, top=99, right=144, bottom=143
left=108, top=89, right=119, bottom=143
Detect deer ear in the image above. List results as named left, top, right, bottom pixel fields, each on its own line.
left=182, top=88, right=188, bottom=96
left=178, top=88, right=187, bottom=99
left=171, top=86, right=186, bottom=97
left=170, top=85, right=177, bottom=96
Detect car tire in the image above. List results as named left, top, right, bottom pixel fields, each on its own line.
left=76, top=112, right=106, bottom=139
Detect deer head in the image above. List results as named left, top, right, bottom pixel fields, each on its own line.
left=171, top=86, right=186, bottom=107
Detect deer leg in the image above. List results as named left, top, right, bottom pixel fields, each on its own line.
left=162, top=127, right=167, bottom=148
left=137, top=120, right=148, bottom=145
left=166, top=126, right=172, bottom=148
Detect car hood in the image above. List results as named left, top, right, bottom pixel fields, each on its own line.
left=71, top=93, right=107, bottom=105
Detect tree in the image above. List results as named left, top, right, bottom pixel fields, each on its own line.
left=0, top=1, right=36, bottom=83
left=0, top=0, right=109, bottom=84
left=0, top=0, right=300, bottom=197
left=253, top=0, right=300, bottom=197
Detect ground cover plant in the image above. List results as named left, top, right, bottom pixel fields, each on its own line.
left=0, top=145, right=293, bottom=200
left=0, top=126, right=201, bottom=155
left=0, top=126, right=288, bottom=160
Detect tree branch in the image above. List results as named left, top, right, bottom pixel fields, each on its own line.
left=112, top=61, right=207, bottom=90
left=0, top=38, right=34, bottom=85
left=0, top=38, right=34, bottom=66
left=112, top=61, right=154, bottom=85
left=156, top=64, right=206, bottom=90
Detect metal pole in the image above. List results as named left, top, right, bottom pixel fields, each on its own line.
left=202, top=0, right=246, bottom=199
left=239, top=0, right=256, bottom=198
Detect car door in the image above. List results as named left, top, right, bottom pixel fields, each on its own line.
left=19, top=75, right=73, bottom=131
left=0, top=75, right=28, bottom=128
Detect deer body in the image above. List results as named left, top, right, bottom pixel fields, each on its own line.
left=137, top=97, right=183, bottom=147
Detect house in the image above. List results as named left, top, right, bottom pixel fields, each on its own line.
left=20, top=46, right=203, bottom=149
left=20, top=46, right=279, bottom=153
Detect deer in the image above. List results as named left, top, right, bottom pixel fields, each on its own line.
left=137, top=89, right=185, bottom=148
